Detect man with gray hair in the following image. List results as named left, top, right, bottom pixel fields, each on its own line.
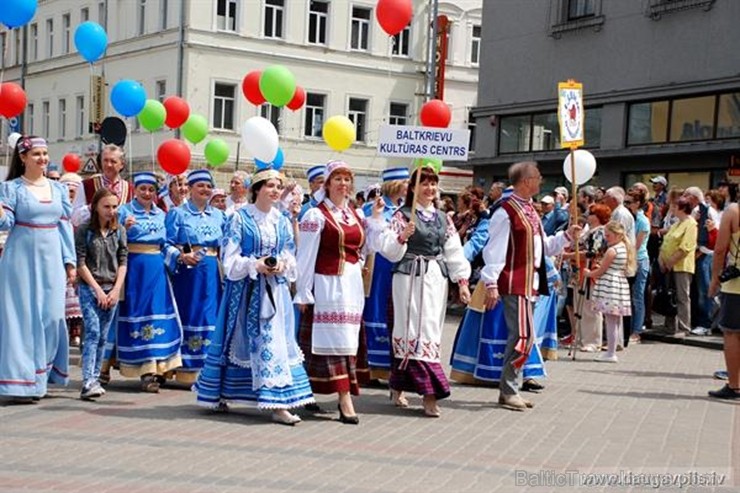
left=481, top=161, right=578, bottom=411
left=684, top=186, right=720, bottom=333
left=72, top=144, right=133, bottom=226
left=578, top=185, right=597, bottom=211
left=604, top=186, right=635, bottom=244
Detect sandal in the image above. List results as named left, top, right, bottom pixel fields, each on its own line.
left=390, top=390, right=409, bottom=408
left=140, top=376, right=160, bottom=393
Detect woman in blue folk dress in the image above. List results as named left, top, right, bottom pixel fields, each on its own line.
left=102, top=172, right=183, bottom=392
left=165, top=170, right=225, bottom=384
left=195, top=167, right=314, bottom=425
left=0, top=136, right=76, bottom=401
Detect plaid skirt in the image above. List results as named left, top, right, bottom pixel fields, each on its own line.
left=389, top=358, right=450, bottom=400
left=298, top=305, right=369, bottom=395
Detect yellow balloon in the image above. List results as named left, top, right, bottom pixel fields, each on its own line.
left=322, top=115, right=356, bottom=151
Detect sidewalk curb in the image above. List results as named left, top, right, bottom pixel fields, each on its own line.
left=638, top=330, right=723, bottom=350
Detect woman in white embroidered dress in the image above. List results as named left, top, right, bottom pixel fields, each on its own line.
left=375, top=166, right=471, bottom=417
left=294, top=161, right=381, bottom=424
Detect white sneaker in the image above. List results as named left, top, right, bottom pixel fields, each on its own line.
left=690, top=326, right=711, bottom=336
left=594, top=353, right=618, bottom=363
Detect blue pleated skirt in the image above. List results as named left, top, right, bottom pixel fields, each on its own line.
left=362, top=255, right=394, bottom=377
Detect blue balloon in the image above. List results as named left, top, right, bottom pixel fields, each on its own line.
left=74, top=22, right=108, bottom=63
left=110, top=80, right=147, bottom=117
left=0, top=0, right=37, bottom=29
left=254, top=148, right=284, bottom=171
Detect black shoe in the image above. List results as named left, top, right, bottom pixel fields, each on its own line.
left=708, top=384, right=740, bottom=400
left=521, top=379, right=545, bottom=392
left=337, top=404, right=359, bottom=425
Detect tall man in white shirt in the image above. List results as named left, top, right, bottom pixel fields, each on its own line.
left=481, top=161, right=577, bottom=411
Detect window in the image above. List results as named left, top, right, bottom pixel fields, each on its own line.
left=81, top=7, right=90, bottom=22
left=304, top=93, right=325, bottom=138
left=389, top=102, right=408, bottom=126
left=470, top=25, right=481, bottom=65
left=213, top=83, right=235, bottom=130
left=308, top=1, right=329, bottom=45
left=46, top=18, right=54, bottom=58
left=76, top=96, right=85, bottom=138
left=217, top=0, right=237, bottom=31
left=531, top=113, right=560, bottom=151
left=260, top=104, right=282, bottom=133
left=568, top=0, right=596, bottom=19
left=670, top=95, right=715, bottom=142
left=42, top=101, right=50, bottom=137
left=58, top=99, right=67, bottom=139
left=14, top=29, right=21, bottom=65
left=138, top=0, right=147, bottom=35
left=348, top=98, right=368, bottom=143
left=29, top=23, right=38, bottom=61
left=499, top=108, right=602, bottom=153
left=155, top=80, right=167, bottom=102
left=0, top=33, right=5, bottom=65
left=161, top=0, right=168, bottom=29
left=350, top=6, right=371, bottom=51
left=264, top=0, right=284, bottom=39
left=499, top=115, right=532, bottom=154
left=584, top=107, right=602, bottom=148
left=392, top=26, right=410, bottom=56
left=98, top=1, right=107, bottom=29
left=62, top=14, right=71, bottom=54
left=628, top=101, right=669, bottom=145
left=27, top=104, right=34, bottom=135
left=717, top=92, right=740, bottom=139
left=467, top=109, right=476, bottom=153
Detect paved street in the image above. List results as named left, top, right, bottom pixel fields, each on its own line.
left=0, top=314, right=737, bottom=493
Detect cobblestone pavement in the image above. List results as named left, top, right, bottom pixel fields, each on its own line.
left=0, top=315, right=737, bottom=493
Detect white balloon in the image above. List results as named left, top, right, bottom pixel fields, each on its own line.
left=7, top=132, right=21, bottom=149
left=563, top=149, right=596, bottom=185
left=241, top=116, right=279, bottom=164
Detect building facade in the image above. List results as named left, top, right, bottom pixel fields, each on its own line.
left=471, top=0, right=740, bottom=193
left=0, top=0, right=481, bottom=190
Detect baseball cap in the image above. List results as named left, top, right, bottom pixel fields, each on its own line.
left=540, top=195, right=555, bottom=205
left=650, top=176, right=667, bottom=186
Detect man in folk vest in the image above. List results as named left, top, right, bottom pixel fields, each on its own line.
left=71, top=144, right=133, bottom=226
left=481, top=161, right=579, bottom=412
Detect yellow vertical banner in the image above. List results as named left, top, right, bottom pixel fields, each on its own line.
left=558, top=80, right=584, bottom=149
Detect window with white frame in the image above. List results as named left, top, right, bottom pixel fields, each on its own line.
left=392, top=26, right=410, bottom=56
left=58, top=99, right=67, bottom=139
left=217, top=0, right=238, bottom=31
left=98, top=2, right=106, bottom=28
left=308, top=1, right=329, bottom=45
left=348, top=98, right=368, bottom=143
left=304, top=93, right=325, bottom=138
left=471, top=25, right=481, bottom=65
left=62, top=14, right=71, bottom=54
left=213, top=83, right=236, bottom=130
left=81, top=7, right=89, bottom=22
left=14, top=29, right=21, bottom=65
left=467, top=108, right=476, bottom=153
left=389, top=102, right=408, bottom=126
left=138, top=0, right=147, bottom=35
left=76, top=96, right=85, bottom=138
left=46, top=18, right=54, bottom=58
left=29, top=23, right=38, bottom=61
left=260, top=104, right=282, bottom=134
left=350, top=6, right=371, bottom=51
left=161, top=0, right=168, bottom=29
left=155, top=80, right=167, bottom=102
left=446, top=24, right=453, bottom=63
left=27, top=104, right=35, bottom=135
left=42, top=101, right=50, bottom=137
left=264, top=0, right=284, bottom=39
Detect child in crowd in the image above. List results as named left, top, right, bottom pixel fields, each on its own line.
left=585, top=221, right=635, bottom=363
left=75, top=189, right=128, bottom=399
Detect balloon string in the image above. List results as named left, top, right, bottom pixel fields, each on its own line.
left=150, top=132, right=155, bottom=173
left=127, top=118, right=133, bottom=178
left=4, top=119, right=9, bottom=168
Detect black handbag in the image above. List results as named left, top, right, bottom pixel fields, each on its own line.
left=653, top=276, right=677, bottom=317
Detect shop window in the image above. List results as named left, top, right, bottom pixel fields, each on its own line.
left=628, top=101, right=669, bottom=145
left=717, top=92, right=740, bottom=139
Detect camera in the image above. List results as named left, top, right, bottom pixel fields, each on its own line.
left=719, top=265, right=740, bottom=283
left=264, top=256, right=278, bottom=269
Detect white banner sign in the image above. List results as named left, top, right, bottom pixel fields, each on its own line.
left=377, top=124, right=470, bottom=161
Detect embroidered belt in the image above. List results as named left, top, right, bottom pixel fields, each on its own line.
left=175, top=245, right=218, bottom=256
left=128, top=243, right=161, bottom=254
left=15, top=221, right=57, bottom=229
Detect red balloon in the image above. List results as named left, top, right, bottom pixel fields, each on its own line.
left=242, top=71, right=266, bottom=106
left=376, top=0, right=413, bottom=36
left=420, top=99, right=451, bottom=128
left=163, top=96, right=190, bottom=129
left=157, top=139, right=191, bottom=175
left=0, top=82, right=28, bottom=118
left=286, top=86, right=306, bottom=111
left=62, top=153, right=81, bottom=173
